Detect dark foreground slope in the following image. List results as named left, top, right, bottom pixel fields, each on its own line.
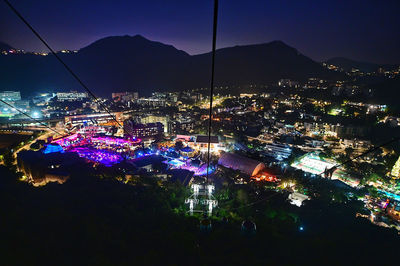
left=0, top=166, right=399, bottom=265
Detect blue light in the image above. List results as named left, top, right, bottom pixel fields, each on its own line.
left=299, top=226, right=304, bottom=231
left=43, top=144, right=64, bottom=154
left=32, top=111, right=41, bottom=119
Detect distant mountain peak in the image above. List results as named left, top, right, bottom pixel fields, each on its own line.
left=79, top=35, right=189, bottom=57
left=0, top=35, right=343, bottom=97
left=268, top=40, right=286, bottom=46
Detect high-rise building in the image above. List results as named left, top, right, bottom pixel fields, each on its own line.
left=0, top=91, right=22, bottom=114
left=141, top=115, right=169, bottom=133
left=0, top=91, right=21, bottom=101
left=168, top=119, right=195, bottom=135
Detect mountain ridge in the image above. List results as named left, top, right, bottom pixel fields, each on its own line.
left=0, top=35, right=344, bottom=96
left=0, top=42, right=14, bottom=52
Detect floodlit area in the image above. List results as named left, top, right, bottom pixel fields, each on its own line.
left=163, top=157, right=215, bottom=176
left=51, top=133, right=217, bottom=176
left=52, top=134, right=142, bottom=166
left=291, top=152, right=360, bottom=187
left=291, top=153, right=336, bottom=175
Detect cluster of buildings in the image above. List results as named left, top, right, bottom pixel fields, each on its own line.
left=0, top=91, right=30, bottom=116
left=4, top=80, right=400, bottom=232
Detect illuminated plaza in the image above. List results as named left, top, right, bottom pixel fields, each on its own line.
left=291, top=152, right=359, bottom=187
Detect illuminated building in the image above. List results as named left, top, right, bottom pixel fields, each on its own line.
left=112, top=92, right=139, bottom=102
left=136, top=98, right=166, bottom=107
left=65, top=112, right=123, bottom=127
left=0, top=91, right=22, bottom=115
left=278, top=79, right=299, bottom=88
left=390, top=156, right=400, bottom=179
left=141, top=115, right=169, bottom=133
left=252, top=171, right=278, bottom=182
left=168, top=119, right=195, bottom=134
left=218, top=152, right=265, bottom=176
left=123, top=120, right=164, bottom=139
left=239, top=93, right=256, bottom=98
left=288, top=192, right=310, bottom=207
left=188, top=135, right=222, bottom=154
left=263, top=143, right=292, bottom=160
left=387, top=203, right=400, bottom=222
left=56, top=91, right=88, bottom=101
left=0, top=91, right=21, bottom=101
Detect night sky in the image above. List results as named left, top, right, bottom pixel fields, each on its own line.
left=0, top=0, right=399, bottom=64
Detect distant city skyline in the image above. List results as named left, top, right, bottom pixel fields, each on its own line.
left=1, top=0, right=399, bottom=64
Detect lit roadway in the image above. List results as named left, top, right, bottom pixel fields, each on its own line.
left=12, top=128, right=64, bottom=165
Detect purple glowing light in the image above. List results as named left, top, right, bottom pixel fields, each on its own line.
left=69, top=147, right=122, bottom=166
left=164, top=158, right=215, bottom=176
left=51, top=134, right=143, bottom=166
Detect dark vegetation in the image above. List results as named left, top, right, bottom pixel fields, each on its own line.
left=1, top=165, right=399, bottom=265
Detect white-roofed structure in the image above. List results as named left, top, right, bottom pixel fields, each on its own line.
left=218, top=152, right=265, bottom=176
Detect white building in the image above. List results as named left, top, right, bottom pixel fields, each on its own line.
left=288, top=192, right=310, bottom=207
left=57, top=91, right=88, bottom=101
left=263, top=143, right=292, bottom=160
left=0, top=91, right=21, bottom=101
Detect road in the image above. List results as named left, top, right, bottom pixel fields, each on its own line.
left=12, top=129, right=59, bottom=164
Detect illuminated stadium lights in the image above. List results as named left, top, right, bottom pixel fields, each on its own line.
left=291, top=153, right=336, bottom=175
left=291, top=153, right=360, bottom=187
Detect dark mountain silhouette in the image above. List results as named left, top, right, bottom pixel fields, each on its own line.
left=0, top=35, right=343, bottom=97
left=0, top=42, right=14, bottom=52
left=326, top=57, right=398, bottom=72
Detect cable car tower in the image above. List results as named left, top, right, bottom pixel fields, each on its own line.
left=185, top=183, right=218, bottom=215
left=185, top=0, right=219, bottom=217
